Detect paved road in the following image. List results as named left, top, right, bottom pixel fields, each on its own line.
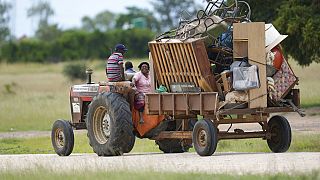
left=0, top=152, right=319, bottom=174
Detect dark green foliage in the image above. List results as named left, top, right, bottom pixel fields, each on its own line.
left=35, top=24, right=62, bottom=42
left=3, top=82, right=17, bottom=94
left=17, top=39, right=48, bottom=63
left=1, top=41, right=18, bottom=62
left=245, top=0, right=284, bottom=23
left=274, top=0, right=320, bottom=66
left=108, top=29, right=155, bottom=58
left=0, top=1, right=11, bottom=42
left=246, top=0, right=320, bottom=66
left=62, top=62, right=87, bottom=81
left=56, top=30, right=89, bottom=61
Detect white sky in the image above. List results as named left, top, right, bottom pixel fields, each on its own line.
left=10, top=0, right=153, bottom=37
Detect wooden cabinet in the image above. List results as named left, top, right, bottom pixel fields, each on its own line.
left=233, top=22, right=267, bottom=108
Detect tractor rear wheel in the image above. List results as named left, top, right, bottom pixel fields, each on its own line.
left=267, top=115, right=291, bottom=153
left=86, top=92, right=135, bottom=156
left=192, top=119, right=218, bottom=156
left=51, top=119, right=74, bottom=156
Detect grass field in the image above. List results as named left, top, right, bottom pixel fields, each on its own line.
left=1, top=169, right=319, bottom=180
left=289, top=60, right=320, bottom=108
left=0, top=131, right=319, bottom=154
left=0, top=59, right=319, bottom=132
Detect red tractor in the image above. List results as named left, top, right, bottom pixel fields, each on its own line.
left=51, top=69, right=188, bottom=156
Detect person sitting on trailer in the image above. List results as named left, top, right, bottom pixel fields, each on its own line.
left=124, top=61, right=136, bottom=81
left=132, top=62, right=151, bottom=124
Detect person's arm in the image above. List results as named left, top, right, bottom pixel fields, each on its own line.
left=120, top=64, right=125, bottom=81
left=117, top=54, right=125, bottom=81
left=132, top=72, right=141, bottom=88
left=132, top=73, right=138, bottom=85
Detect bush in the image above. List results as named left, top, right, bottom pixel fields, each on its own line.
left=62, top=62, right=87, bottom=81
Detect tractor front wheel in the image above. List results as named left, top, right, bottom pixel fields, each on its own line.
left=51, top=119, right=74, bottom=156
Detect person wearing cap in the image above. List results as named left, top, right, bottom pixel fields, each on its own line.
left=106, top=44, right=128, bottom=82
left=132, top=62, right=151, bottom=124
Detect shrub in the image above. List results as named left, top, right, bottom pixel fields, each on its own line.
left=62, top=62, right=87, bottom=81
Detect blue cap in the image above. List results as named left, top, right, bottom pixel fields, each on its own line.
left=115, top=44, right=128, bottom=51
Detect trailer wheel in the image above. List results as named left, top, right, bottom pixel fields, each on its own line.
left=156, top=139, right=191, bottom=153
left=267, top=115, right=291, bottom=153
left=51, top=119, right=74, bottom=156
left=192, top=119, right=217, bottom=156
left=86, top=92, right=135, bottom=156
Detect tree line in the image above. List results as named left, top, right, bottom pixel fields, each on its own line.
left=0, top=0, right=199, bottom=63
left=1, top=29, right=155, bottom=63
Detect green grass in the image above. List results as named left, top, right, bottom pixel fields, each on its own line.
left=0, top=60, right=319, bottom=132
left=1, top=170, right=319, bottom=180
left=289, top=60, right=320, bottom=108
left=0, top=132, right=319, bottom=154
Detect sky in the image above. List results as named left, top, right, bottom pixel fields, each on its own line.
left=8, top=0, right=154, bottom=37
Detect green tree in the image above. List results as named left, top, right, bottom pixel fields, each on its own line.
left=115, top=6, right=160, bottom=32
left=150, top=0, right=200, bottom=30
left=35, top=24, right=62, bottom=42
left=274, top=0, right=319, bottom=66
left=81, top=16, right=95, bottom=32
left=0, top=1, right=11, bottom=62
left=27, top=1, right=57, bottom=41
left=246, top=0, right=319, bottom=66
left=0, top=1, right=11, bottom=41
left=81, top=10, right=115, bottom=32
left=245, top=0, right=284, bottom=23
left=27, top=1, right=54, bottom=27
left=95, top=10, right=115, bottom=31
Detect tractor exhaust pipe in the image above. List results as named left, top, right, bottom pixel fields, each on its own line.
left=86, top=68, right=93, bottom=84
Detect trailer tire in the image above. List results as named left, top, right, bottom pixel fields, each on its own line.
left=86, top=92, right=135, bottom=156
left=156, top=139, right=191, bottom=153
left=51, top=119, right=74, bottom=156
left=192, top=119, right=217, bottom=156
left=267, top=115, right=291, bottom=153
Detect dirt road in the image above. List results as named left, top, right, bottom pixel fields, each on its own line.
left=0, top=152, right=319, bottom=174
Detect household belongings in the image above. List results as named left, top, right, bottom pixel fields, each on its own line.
left=265, top=24, right=287, bottom=77
left=230, top=58, right=250, bottom=71
left=232, top=65, right=260, bottom=91
left=267, top=77, right=275, bottom=99
left=271, top=59, right=297, bottom=101
left=266, top=45, right=284, bottom=77
left=265, top=24, right=287, bottom=53
left=170, top=82, right=200, bottom=93
left=225, top=91, right=248, bottom=103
